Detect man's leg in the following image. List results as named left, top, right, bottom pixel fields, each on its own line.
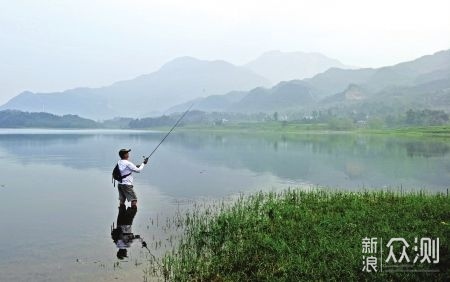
left=118, top=185, right=126, bottom=206
left=124, top=185, right=138, bottom=208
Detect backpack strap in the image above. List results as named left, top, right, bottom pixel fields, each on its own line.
left=119, top=173, right=132, bottom=183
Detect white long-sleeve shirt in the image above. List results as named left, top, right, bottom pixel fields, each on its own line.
left=117, top=159, right=145, bottom=185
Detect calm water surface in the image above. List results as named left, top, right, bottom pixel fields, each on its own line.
left=0, top=129, right=449, bottom=281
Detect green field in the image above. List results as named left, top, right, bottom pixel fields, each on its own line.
left=360, top=125, right=450, bottom=137
left=158, top=189, right=449, bottom=281
left=173, top=122, right=450, bottom=137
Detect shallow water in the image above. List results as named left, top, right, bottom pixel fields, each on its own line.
left=0, top=129, right=449, bottom=281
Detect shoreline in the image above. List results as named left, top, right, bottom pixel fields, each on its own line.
left=1, top=124, right=449, bottom=137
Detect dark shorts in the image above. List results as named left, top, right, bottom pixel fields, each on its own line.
left=117, top=184, right=137, bottom=202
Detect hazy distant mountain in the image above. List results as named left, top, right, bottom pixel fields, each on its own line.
left=3, top=50, right=449, bottom=119
left=0, top=89, right=111, bottom=120
left=304, top=68, right=376, bottom=98
left=0, top=57, right=270, bottom=119
left=0, top=110, right=98, bottom=128
left=318, top=50, right=450, bottom=106
left=230, top=81, right=315, bottom=112
left=244, top=50, right=351, bottom=84
left=169, top=80, right=316, bottom=114
left=307, top=49, right=450, bottom=97
left=322, top=84, right=369, bottom=104
left=167, top=91, right=248, bottom=113
left=373, top=78, right=450, bottom=110
left=169, top=49, right=450, bottom=113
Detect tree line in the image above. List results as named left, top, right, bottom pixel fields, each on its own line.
left=1, top=108, right=448, bottom=129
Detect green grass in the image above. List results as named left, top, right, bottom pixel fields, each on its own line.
left=160, top=189, right=449, bottom=281
left=168, top=123, right=450, bottom=137
left=360, top=125, right=450, bottom=137
left=178, top=122, right=331, bottom=134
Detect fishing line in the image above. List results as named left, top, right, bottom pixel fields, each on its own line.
left=144, top=104, right=194, bottom=160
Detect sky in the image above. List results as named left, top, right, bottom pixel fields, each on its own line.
left=0, top=0, right=449, bottom=104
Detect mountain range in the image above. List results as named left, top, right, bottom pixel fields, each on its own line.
left=169, top=50, right=450, bottom=114
left=0, top=57, right=269, bottom=119
left=1, top=49, right=449, bottom=119
left=0, top=51, right=351, bottom=119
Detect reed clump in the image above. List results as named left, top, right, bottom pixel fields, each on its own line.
left=158, top=188, right=449, bottom=281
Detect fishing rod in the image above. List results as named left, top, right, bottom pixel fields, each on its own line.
left=143, top=104, right=194, bottom=160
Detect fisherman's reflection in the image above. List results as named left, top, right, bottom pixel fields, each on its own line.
left=111, top=204, right=140, bottom=260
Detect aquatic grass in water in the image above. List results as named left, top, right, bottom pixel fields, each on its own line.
left=151, top=188, right=449, bottom=281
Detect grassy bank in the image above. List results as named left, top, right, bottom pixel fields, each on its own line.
left=178, top=122, right=331, bottom=134
left=160, top=189, right=449, bottom=281
left=360, top=125, right=450, bottom=137
left=170, top=123, right=450, bottom=137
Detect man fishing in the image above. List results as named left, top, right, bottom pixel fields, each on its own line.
left=116, top=149, right=148, bottom=208
left=112, top=105, right=193, bottom=207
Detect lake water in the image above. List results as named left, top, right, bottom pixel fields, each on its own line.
left=0, top=129, right=449, bottom=281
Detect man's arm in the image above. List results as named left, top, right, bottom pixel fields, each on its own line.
left=126, top=161, right=145, bottom=173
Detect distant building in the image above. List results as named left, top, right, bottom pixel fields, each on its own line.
left=356, top=120, right=368, bottom=127
left=213, top=118, right=228, bottom=126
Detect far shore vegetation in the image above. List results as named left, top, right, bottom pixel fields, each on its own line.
left=176, top=122, right=450, bottom=137
left=1, top=109, right=449, bottom=138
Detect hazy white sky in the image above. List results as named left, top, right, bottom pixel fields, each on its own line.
left=0, top=0, right=449, bottom=104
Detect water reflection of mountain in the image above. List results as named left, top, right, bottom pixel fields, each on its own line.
left=0, top=131, right=449, bottom=191
left=166, top=133, right=450, bottom=189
